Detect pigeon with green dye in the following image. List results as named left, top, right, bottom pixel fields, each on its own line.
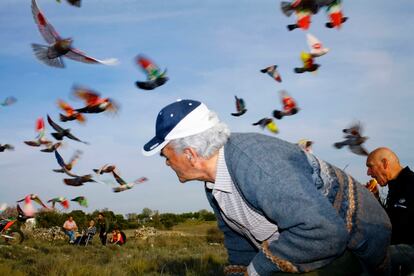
left=71, top=196, right=88, bottom=207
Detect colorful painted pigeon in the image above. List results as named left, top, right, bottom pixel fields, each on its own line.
left=307, top=33, right=329, bottom=57
left=281, top=0, right=337, bottom=31
left=56, top=0, right=81, bottom=7
left=111, top=171, right=147, bottom=193
left=0, top=144, right=14, bottom=152
left=273, top=90, right=299, bottom=119
left=24, top=117, right=53, bottom=148
left=0, top=96, right=17, bottom=107
left=31, top=0, right=118, bottom=68
left=325, top=0, right=348, bottom=29
left=135, top=55, right=168, bottom=90
left=16, top=194, right=49, bottom=216
left=71, top=196, right=88, bottom=207
left=231, top=96, right=247, bottom=117
left=93, top=164, right=116, bottom=175
left=297, top=139, right=313, bottom=153
left=47, top=115, right=88, bottom=144
left=260, top=65, right=282, bottom=83
left=48, top=197, right=70, bottom=209
left=53, top=150, right=82, bottom=173
left=252, top=118, right=279, bottom=134
left=72, top=85, right=119, bottom=114
left=58, top=100, right=85, bottom=123
left=333, top=122, right=369, bottom=156
left=294, top=51, right=320, bottom=73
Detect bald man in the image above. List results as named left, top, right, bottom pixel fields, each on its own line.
left=367, top=147, right=414, bottom=275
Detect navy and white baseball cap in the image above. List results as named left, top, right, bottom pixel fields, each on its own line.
left=142, top=99, right=219, bottom=156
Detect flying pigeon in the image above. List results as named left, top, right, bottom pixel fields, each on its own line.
left=135, top=55, right=168, bottom=90
left=307, top=33, right=329, bottom=57
left=0, top=144, right=14, bottom=152
left=47, top=115, right=88, bottom=144
left=111, top=171, right=147, bottom=193
left=333, top=122, right=369, bottom=156
left=54, top=150, right=95, bottom=186
left=294, top=51, right=320, bottom=73
left=71, top=196, right=88, bottom=207
left=48, top=197, right=70, bottom=209
left=252, top=118, right=279, bottom=134
left=0, top=96, right=17, bottom=107
left=297, top=139, right=314, bottom=153
left=325, top=0, right=348, bottom=29
left=17, top=194, right=50, bottom=216
left=31, top=0, right=118, bottom=68
left=93, top=164, right=116, bottom=175
left=280, top=0, right=337, bottom=31
left=273, top=90, right=299, bottom=119
left=57, top=100, right=85, bottom=123
left=72, top=85, right=119, bottom=114
left=260, top=65, right=282, bottom=82
left=53, top=150, right=82, bottom=173
left=231, top=96, right=247, bottom=117
left=40, top=142, right=62, bottom=153
left=24, top=117, right=53, bottom=148
left=64, top=175, right=95, bottom=186
left=56, top=0, right=81, bottom=8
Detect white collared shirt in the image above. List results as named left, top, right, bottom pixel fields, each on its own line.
left=206, top=148, right=280, bottom=248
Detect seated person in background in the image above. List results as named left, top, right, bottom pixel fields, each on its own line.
left=110, top=228, right=124, bottom=245
left=74, top=219, right=97, bottom=245
left=63, top=215, right=78, bottom=244
left=109, top=230, right=117, bottom=243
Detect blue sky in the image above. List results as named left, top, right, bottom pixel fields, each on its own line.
left=1, top=0, right=413, bottom=214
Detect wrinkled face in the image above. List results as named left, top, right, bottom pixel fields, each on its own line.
left=366, top=157, right=388, bottom=186
left=160, top=143, right=195, bottom=183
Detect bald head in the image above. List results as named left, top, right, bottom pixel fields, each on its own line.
left=368, top=147, right=400, bottom=165
left=366, top=147, right=403, bottom=186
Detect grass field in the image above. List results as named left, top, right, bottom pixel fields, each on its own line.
left=0, top=221, right=227, bottom=276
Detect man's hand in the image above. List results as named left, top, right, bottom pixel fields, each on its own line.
left=365, top=179, right=379, bottom=199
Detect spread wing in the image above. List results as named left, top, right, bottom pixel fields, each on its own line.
left=65, top=48, right=119, bottom=65
left=54, top=150, right=67, bottom=168
left=136, top=55, right=163, bottom=81
left=112, top=171, right=127, bottom=185
left=31, top=0, right=61, bottom=44
left=72, top=85, right=101, bottom=105
left=235, top=97, right=245, bottom=112
left=47, top=115, right=64, bottom=132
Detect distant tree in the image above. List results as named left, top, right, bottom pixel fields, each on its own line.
left=141, top=208, right=153, bottom=218
left=36, top=210, right=65, bottom=228
left=149, top=210, right=162, bottom=229
left=198, top=209, right=216, bottom=221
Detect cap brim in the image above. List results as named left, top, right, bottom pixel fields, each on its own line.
left=142, top=137, right=170, bottom=156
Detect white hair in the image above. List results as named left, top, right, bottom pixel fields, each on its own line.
left=169, top=111, right=230, bottom=158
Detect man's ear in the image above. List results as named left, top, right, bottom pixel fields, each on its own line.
left=183, top=148, right=198, bottom=164
left=381, top=158, right=388, bottom=169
